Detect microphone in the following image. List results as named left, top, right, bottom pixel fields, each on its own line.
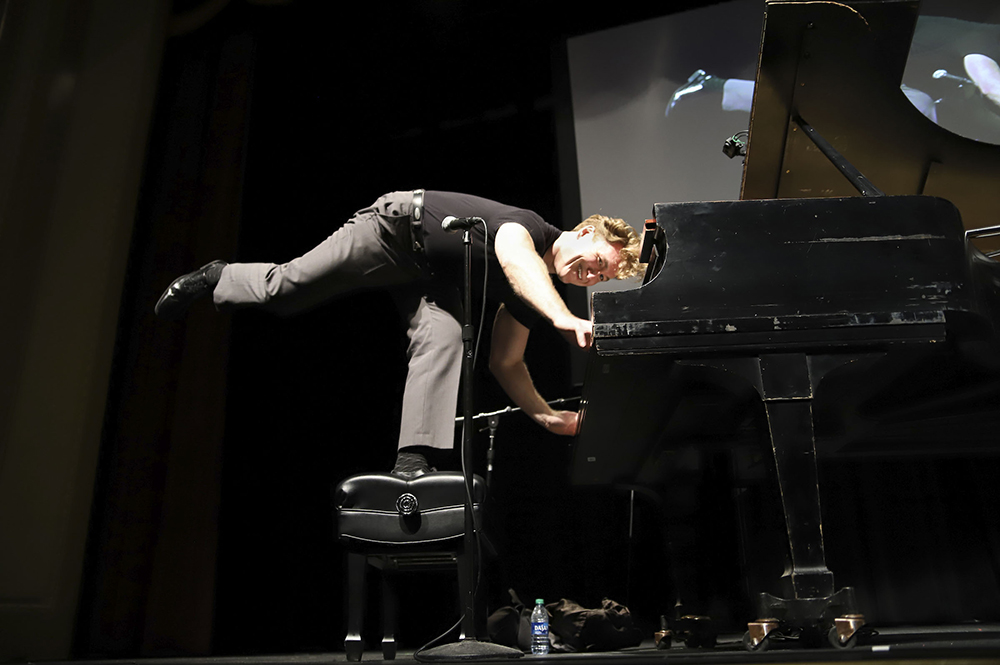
left=933, top=69, right=974, bottom=85
left=441, top=215, right=484, bottom=233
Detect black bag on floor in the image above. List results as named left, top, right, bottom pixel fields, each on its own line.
left=487, top=592, right=644, bottom=652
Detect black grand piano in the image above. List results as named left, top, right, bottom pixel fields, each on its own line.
left=572, top=0, right=1000, bottom=650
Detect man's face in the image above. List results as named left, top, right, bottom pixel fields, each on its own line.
left=555, top=227, right=621, bottom=287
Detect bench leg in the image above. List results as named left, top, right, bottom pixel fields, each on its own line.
left=345, top=552, right=366, bottom=661
left=381, top=571, right=397, bottom=660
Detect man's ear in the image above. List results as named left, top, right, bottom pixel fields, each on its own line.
left=577, top=224, right=596, bottom=239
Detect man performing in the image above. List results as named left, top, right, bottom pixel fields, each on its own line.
left=155, top=189, right=641, bottom=477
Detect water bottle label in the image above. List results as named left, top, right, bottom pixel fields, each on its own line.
left=531, top=622, right=548, bottom=635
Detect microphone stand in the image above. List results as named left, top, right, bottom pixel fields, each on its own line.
left=418, top=226, right=522, bottom=662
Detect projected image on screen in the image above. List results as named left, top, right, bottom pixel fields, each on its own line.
left=658, top=2, right=1000, bottom=136
left=903, top=0, right=1000, bottom=145
left=697, top=4, right=1000, bottom=143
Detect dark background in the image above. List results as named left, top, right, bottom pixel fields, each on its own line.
left=75, top=0, right=1000, bottom=659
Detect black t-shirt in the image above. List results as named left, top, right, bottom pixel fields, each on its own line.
left=421, top=191, right=562, bottom=328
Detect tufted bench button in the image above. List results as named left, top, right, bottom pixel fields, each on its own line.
left=395, top=492, right=418, bottom=516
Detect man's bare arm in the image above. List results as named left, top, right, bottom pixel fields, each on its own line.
left=494, top=222, right=592, bottom=349
left=489, top=304, right=579, bottom=435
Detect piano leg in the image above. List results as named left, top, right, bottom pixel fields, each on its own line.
left=685, top=353, right=865, bottom=649
left=764, top=398, right=834, bottom=599
left=747, top=353, right=863, bottom=649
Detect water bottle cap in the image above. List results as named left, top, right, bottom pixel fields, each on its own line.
left=535, top=599, right=544, bottom=604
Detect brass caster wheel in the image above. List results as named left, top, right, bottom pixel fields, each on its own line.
left=743, top=630, right=770, bottom=652
left=828, top=626, right=858, bottom=649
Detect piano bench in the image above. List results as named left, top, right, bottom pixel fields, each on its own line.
left=334, top=472, right=485, bottom=661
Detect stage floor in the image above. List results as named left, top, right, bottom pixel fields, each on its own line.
left=30, top=625, right=1000, bottom=665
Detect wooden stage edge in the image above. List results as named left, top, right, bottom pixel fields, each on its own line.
left=22, top=626, right=1000, bottom=665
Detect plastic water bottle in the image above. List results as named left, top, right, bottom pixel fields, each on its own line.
left=530, top=598, right=549, bottom=655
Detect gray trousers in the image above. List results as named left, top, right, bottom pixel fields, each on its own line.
left=213, top=192, right=462, bottom=451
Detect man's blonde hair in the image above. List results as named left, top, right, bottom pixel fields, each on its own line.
left=575, top=214, right=643, bottom=280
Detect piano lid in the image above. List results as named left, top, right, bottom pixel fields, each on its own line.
left=742, top=0, right=1000, bottom=250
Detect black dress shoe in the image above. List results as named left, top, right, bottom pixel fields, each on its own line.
left=665, top=69, right=725, bottom=117
left=391, top=451, right=435, bottom=479
left=154, top=260, right=227, bottom=320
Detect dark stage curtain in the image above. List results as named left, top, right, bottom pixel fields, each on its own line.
left=75, top=4, right=254, bottom=657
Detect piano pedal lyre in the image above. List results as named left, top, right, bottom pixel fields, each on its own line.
left=656, top=612, right=717, bottom=649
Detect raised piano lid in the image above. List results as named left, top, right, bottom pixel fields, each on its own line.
left=742, top=0, right=1000, bottom=250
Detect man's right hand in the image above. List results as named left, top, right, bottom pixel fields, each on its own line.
left=555, top=315, right=593, bottom=350
left=495, top=223, right=595, bottom=350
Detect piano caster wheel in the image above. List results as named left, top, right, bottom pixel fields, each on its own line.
left=828, top=614, right=865, bottom=649
left=654, top=614, right=672, bottom=650
left=744, top=619, right=778, bottom=652
left=742, top=630, right=770, bottom=652
left=827, top=626, right=857, bottom=649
